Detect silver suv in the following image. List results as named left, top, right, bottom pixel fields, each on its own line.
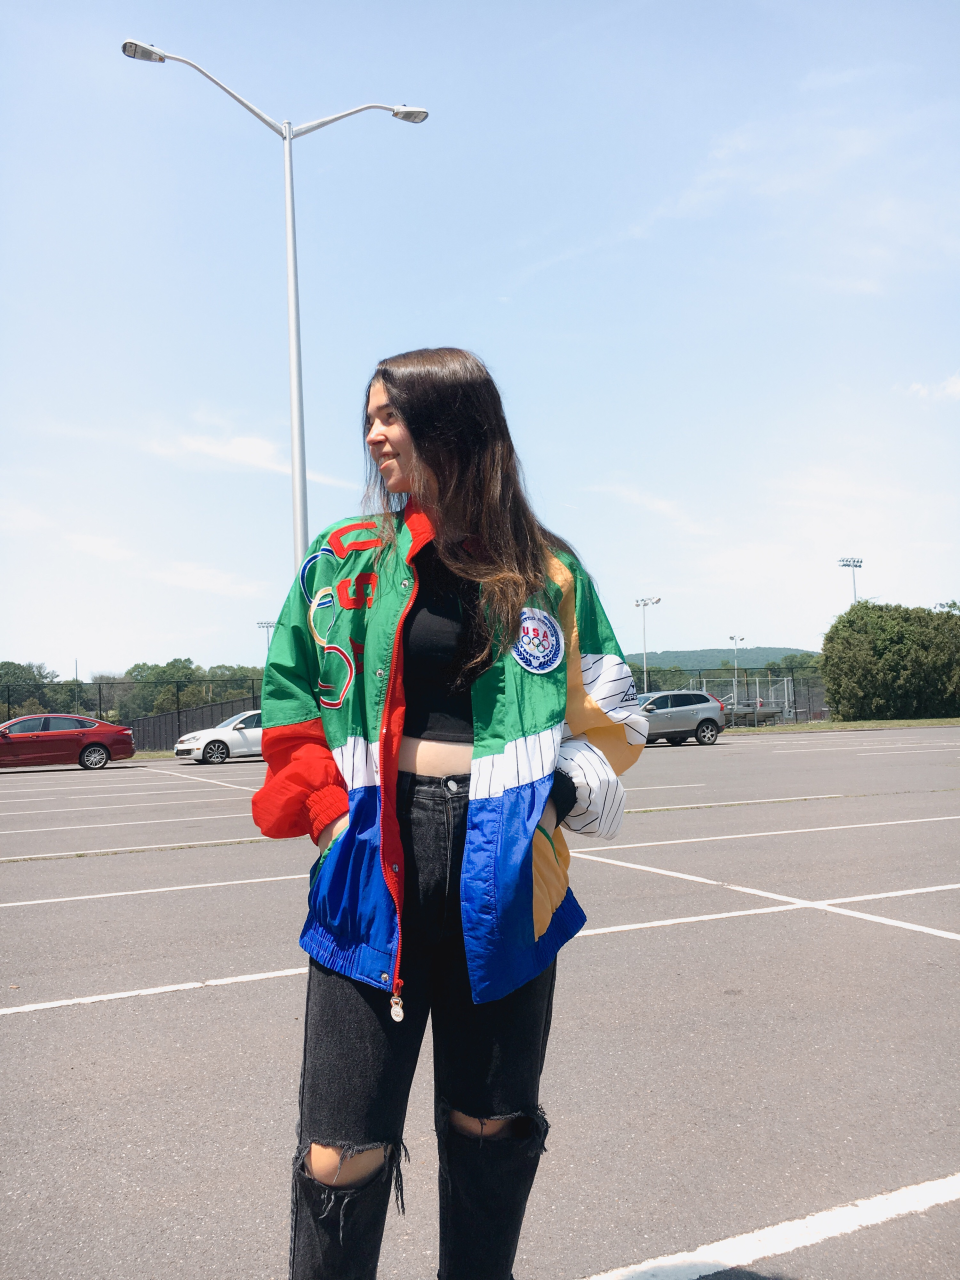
left=638, top=690, right=726, bottom=746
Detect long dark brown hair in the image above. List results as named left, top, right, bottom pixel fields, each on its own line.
left=363, top=347, right=576, bottom=669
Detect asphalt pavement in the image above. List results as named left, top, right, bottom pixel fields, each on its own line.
left=2, top=727, right=959, bottom=1278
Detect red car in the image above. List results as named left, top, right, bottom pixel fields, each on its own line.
left=0, top=715, right=136, bottom=769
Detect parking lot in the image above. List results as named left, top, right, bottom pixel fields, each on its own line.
left=2, top=725, right=960, bottom=1279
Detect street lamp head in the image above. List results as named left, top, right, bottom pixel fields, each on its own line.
left=635, top=596, right=660, bottom=607
left=839, top=557, right=862, bottom=569
left=121, top=39, right=166, bottom=62
left=392, top=106, right=428, bottom=123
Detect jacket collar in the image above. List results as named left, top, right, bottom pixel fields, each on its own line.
left=402, top=497, right=436, bottom=562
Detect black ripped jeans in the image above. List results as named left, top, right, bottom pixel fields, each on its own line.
left=290, top=772, right=557, bottom=1280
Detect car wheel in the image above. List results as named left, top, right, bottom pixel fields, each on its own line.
left=202, top=740, right=229, bottom=764
left=79, top=743, right=110, bottom=770
left=695, top=720, right=719, bottom=745
left=666, top=736, right=685, bottom=746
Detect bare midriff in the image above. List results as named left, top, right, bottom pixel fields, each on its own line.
left=398, top=735, right=473, bottom=777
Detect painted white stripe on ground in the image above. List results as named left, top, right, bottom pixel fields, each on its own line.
left=625, top=793, right=841, bottom=813
left=623, top=785, right=705, bottom=792
left=0, top=784, right=206, bottom=799
left=581, top=1170, right=960, bottom=1280
left=826, top=882, right=960, bottom=904
left=774, top=743, right=958, bottom=755
left=0, top=795, right=250, bottom=818
left=580, top=905, right=802, bottom=935
left=817, top=904, right=960, bottom=942
left=569, top=812, right=960, bottom=856
left=0, top=835, right=274, bottom=863
left=0, top=873, right=309, bottom=908
left=857, top=749, right=960, bottom=757
left=0, top=812, right=255, bottom=835
left=0, top=967, right=308, bottom=1017
left=571, top=854, right=960, bottom=942
left=148, top=767, right=260, bottom=792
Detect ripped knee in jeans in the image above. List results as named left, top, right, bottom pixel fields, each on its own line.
left=437, top=1098, right=549, bottom=1153
left=304, top=1141, right=388, bottom=1188
left=295, top=1139, right=409, bottom=1213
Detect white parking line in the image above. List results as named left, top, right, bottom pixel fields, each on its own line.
left=0, top=795, right=251, bottom=818
left=569, top=812, right=960, bottom=856
left=571, top=853, right=960, bottom=943
left=625, top=793, right=840, bottom=813
left=148, top=767, right=259, bottom=793
left=775, top=744, right=958, bottom=755
left=0, top=967, right=308, bottom=1017
left=0, top=835, right=273, bottom=863
left=0, top=812, right=255, bottom=835
left=827, top=882, right=960, bottom=904
left=623, top=785, right=706, bottom=792
left=582, top=1169, right=960, bottom=1279
left=580, top=905, right=802, bottom=935
left=857, top=749, right=960, bottom=757
left=0, top=783, right=205, bottom=798
left=0, top=873, right=309, bottom=908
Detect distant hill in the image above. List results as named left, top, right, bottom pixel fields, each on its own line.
left=623, top=647, right=817, bottom=669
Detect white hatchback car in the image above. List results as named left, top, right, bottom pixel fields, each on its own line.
left=174, top=711, right=263, bottom=764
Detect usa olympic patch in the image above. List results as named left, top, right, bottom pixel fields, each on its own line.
left=511, top=608, right=564, bottom=674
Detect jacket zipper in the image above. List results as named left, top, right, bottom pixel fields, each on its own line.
left=380, top=557, right=420, bottom=1022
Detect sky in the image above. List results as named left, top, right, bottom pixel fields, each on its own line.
left=2, top=0, right=958, bottom=679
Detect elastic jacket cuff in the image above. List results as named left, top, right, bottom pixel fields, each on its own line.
left=550, top=768, right=578, bottom=826
left=305, top=787, right=350, bottom=846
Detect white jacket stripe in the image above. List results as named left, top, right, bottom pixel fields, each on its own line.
left=469, top=725, right=563, bottom=801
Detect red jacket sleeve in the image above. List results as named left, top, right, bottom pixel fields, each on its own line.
left=251, top=720, right=349, bottom=843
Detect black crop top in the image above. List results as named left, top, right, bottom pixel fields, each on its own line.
left=401, top=543, right=578, bottom=824
left=401, top=543, right=478, bottom=743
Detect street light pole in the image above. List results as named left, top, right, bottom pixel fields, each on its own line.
left=282, top=121, right=308, bottom=561
left=729, top=634, right=744, bottom=710
left=634, top=597, right=661, bottom=694
left=838, top=557, right=862, bottom=605
left=121, top=40, right=428, bottom=571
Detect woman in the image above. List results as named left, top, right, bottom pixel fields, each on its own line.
left=252, top=348, right=647, bottom=1279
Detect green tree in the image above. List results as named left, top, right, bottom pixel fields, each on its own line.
left=823, top=602, right=960, bottom=720
left=765, top=652, right=823, bottom=676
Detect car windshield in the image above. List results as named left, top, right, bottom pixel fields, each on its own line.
left=216, top=715, right=244, bottom=728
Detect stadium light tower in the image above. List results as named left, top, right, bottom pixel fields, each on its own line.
left=839, top=557, right=862, bottom=604
left=634, top=597, right=661, bottom=694
left=121, top=39, right=428, bottom=571
left=257, top=620, right=276, bottom=659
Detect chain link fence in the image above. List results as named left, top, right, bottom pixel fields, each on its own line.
left=2, top=679, right=263, bottom=752
left=630, top=667, right=829, bottom=725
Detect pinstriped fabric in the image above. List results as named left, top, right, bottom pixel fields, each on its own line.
left=580, top=652, right=649, bottom=747
left=468, top=725, right=563, bottom=800
left=556, top=731, right=624, bottom=837
left=332, top=736, right=380, bottom=791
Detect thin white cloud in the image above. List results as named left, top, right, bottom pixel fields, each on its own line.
left=908, top=374, right=960, bottom=401
left=0, top=502, right=49, bottom=533
left=585, top=483, right=712, bottom=536
left=145, top=433, right=357, bottom=490
left=67, top=533, right=135, bottom=562
left=799, top=65, right=891, bottom=93
left=148, top=560, right=264, bottom=598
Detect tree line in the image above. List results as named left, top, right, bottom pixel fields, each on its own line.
left=1, top=659, right=263, bottom=725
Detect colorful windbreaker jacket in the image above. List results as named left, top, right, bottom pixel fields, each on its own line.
left=251, top=502, right=648, bottom=1006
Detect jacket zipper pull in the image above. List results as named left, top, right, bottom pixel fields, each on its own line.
left=390, top=995, right=404, bottom=1023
